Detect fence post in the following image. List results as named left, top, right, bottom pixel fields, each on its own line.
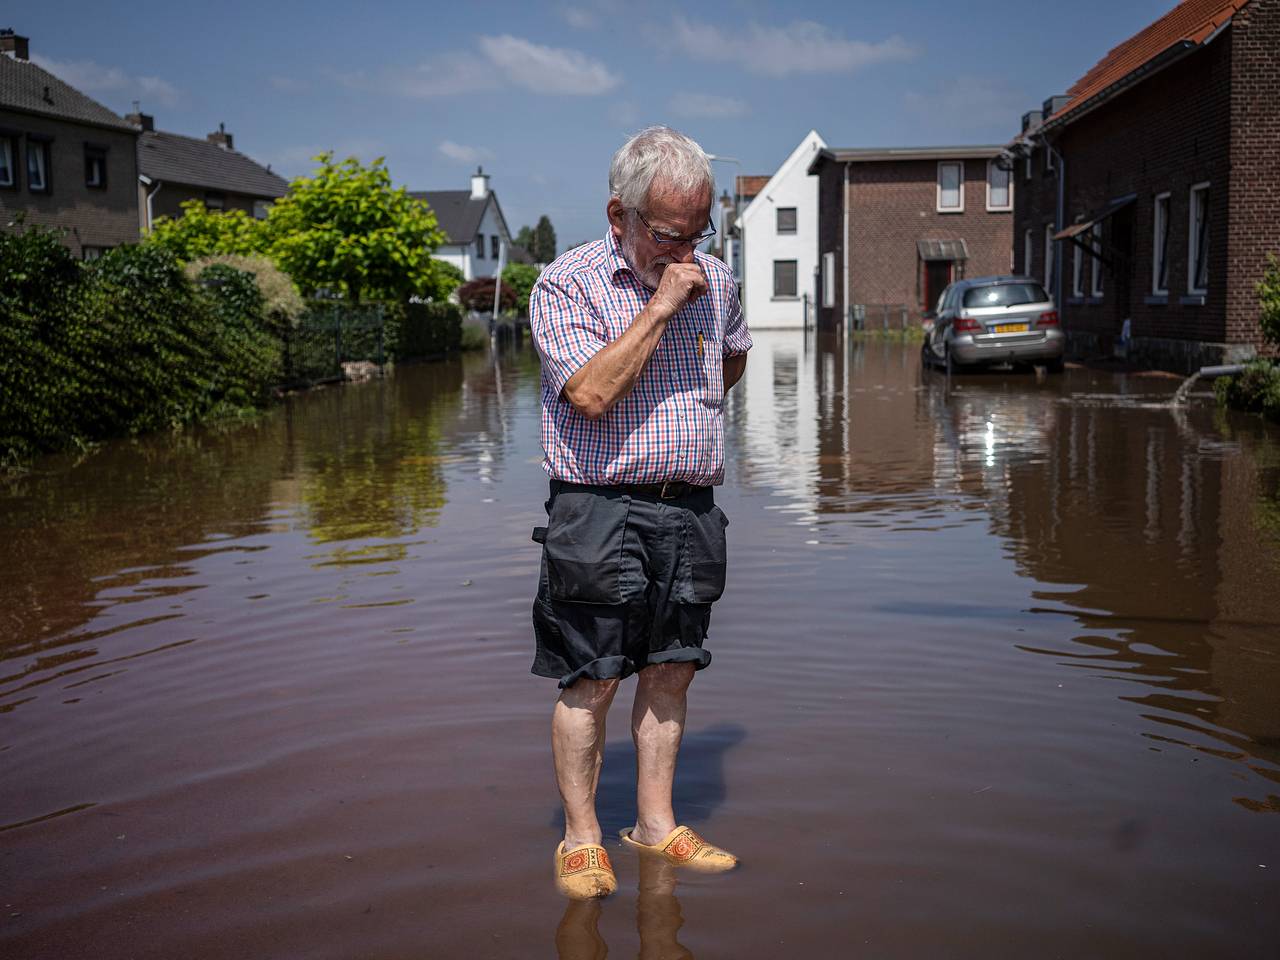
left=334, top=307, right=343, bottom=374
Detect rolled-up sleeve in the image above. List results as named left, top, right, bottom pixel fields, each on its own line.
left=722, top=280, right=752, bottom=357
left=530, top=274, right=606, bottom=395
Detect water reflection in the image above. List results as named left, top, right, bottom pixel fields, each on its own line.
left=555, top=856, right=695, bottom=960
left=738, top=330, right=1280, bottom=807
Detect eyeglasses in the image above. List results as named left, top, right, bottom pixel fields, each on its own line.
left=632, top=208, right=717, bottom=247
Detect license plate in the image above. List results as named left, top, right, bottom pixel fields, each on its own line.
left=993, top=323, right=1029, bottom=333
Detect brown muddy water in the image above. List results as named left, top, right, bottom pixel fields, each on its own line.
left=2, top=334, right=1279, bottom=959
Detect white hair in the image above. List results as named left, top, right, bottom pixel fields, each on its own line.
left=609, top=126, right=714, bottom=211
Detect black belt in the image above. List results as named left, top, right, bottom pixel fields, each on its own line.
left=553, top=479, right=710, bottom=500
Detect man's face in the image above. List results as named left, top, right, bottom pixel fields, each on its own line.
left=608, top=183, right=713, bottom=289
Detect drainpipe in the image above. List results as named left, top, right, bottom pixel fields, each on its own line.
left=1048, top=140, right=1065, bottom=317
left=139, top=175, right=163, bottom=232
left=842, top=161, right=850, bottom=333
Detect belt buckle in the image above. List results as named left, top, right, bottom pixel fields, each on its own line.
left=659, top=480, right=677, bottom=499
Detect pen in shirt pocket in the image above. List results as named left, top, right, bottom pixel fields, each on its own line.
left=697, top=329, right=704, bottom=358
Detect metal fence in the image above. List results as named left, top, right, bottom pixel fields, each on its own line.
left=283, top=301, right=387, bottom=384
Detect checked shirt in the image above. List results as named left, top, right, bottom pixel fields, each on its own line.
left=530, top=231, right=752, bottom=486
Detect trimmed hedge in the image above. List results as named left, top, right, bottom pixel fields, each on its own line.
left=389, top=302, right=463, bottom=359
left=1, top=230, right=278, bottom=466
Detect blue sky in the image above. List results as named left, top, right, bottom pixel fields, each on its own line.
left=22, top=0, right=1176, bottom=248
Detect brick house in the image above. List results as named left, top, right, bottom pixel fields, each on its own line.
left=1009, top=0, right=1280, bottom=371
left=0, top=30, right=139, bottom=258
left=808, top=146, right=1014, bottom=331
left=132, top=113, right=288, bottom=230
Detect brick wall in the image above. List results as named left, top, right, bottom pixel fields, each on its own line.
left=1227, top=0, right=1280, bottom=353
left=149, top=184, right=262, bottom=222
left=0, top=110, right=139, bottom=256
left=846, top=158, right=1013, bottom=320
left=813, top=156, right=1013, bottom=329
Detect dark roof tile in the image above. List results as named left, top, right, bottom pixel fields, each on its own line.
left=0, top=54, right=136, bottom=130
left=138, top=130, right=288, bottom=198
left=410, top=190, right=488, bottom=245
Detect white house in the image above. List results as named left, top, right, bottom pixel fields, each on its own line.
left=412, top=168, right=516, bottom=281
left=736, top=130, right=826, bottom=330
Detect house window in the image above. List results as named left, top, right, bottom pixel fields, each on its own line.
left=776, top=207, right=797, bottom=234
left=773, top=259, right=797, bottom=298
left=1023, top=228, right=1033, bottom=276
left=1072, top=232, right=1084, bottom=297
left=82, top=246, right=109, bottom=261
left=1045, top=146, right=1055, bottom=173
left=986, top=160, right=1011, bottom=211
left=84, top=145, right=107, bottom=189
left=1188, top=182, right=1209, bottom=294
left=1090, top=222, right=1104, bottom=297
left=475, top=234, right=485, bottom=259
left=822, top=251, right=835, bottom=307
left=26, top=139, right=49, bottom=193
left=1152, top=192, right=1170, bottom=295
left=204, top=191, right=224, bottom=211
left=1024, top=151, right=1032, bottom=181
left=491, top=235, right=500, bottom=260
left=0, top=136, right=16, bottom=187
left=937, top=161, right=963, bottom=212
left=1043, top=223, right=1054, bottom=290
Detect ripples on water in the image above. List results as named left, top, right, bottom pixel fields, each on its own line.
left=2, top=334, right=1278, bottom=958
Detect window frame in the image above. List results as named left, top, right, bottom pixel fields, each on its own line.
left=490, top=234, right=500, bottom=260
left=1152, top=191, right=1170, bottom=296
left=1188, top=181, right=1209, bottom=295
left=475, top=233, right=485, bottom=259
left=1071, top=231, right=1084, bottom=297
left=822, top=251, right=835, bottom=307
left=776, top=206, right=797, bottom=235
left=204, top=191, right=225, bottom=211
left=1090, top=222, right=1104, bottom=298
left=1045, top=145, right=1056, bottom=173
left=936, top=161, right=964, bottom=213
left=26, top=137, right=50, bottom=194
left=986, top=159, right=1012, bottom=212
left=84, top=144, right=108, bottom=190
left=772, top=259, right=798, bottom=299
left=0, top=134, right=17, bottom=189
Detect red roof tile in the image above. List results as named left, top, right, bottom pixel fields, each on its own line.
left=1050, top=0, right=1249, bottom=124
left=735, top=175, right=769, bottom=199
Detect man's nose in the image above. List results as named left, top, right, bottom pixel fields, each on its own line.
left=674, top=244, right=696, bottom=263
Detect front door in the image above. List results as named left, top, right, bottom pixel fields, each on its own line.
left=923, top=259, right=952, bottom=311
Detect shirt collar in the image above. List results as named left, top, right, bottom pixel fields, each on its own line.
left=604, top=229, right=634, bottom=282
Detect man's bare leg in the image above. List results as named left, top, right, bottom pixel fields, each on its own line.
left=629, top=662, right=696, bottom=845
left=553, top=677, right=620, bottom=849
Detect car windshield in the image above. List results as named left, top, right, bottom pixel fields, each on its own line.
left=962, top=283, right=1049, bottom=308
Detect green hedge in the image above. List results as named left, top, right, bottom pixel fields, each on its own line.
left=389, top=301, right=462, bottom=359
left=0, top=229, right=278, bottom=466
left=1216, top=359, right=1280, bottom=422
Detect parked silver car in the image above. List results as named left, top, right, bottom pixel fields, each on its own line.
left=922, top=276, right=1064, bottom=372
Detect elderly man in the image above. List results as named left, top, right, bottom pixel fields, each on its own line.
left=529, top=126, right=751, bottom=899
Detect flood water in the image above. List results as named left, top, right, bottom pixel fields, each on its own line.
left=3, top=334, right=1279, bottom=959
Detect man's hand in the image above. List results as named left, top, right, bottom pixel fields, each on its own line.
left=649, top=262, right=708, bottom=320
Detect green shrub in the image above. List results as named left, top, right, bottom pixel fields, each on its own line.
left=186, top=254, right=305, bottom=328
left=390, top=302, right=463, bottom=359
left=1258, top=255, right=1280, bottom=348
left=1216, top=359, right=1280, bottom=422
left=195, top=263, right=284, bottom=407
left=499, top=263, right=541, bottom=315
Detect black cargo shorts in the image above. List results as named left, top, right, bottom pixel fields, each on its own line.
left=531, top=479, right=729, bottom=688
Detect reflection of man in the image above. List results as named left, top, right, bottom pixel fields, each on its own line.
left=529, top=126, right=751, bottom=899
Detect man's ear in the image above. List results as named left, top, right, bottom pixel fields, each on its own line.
left=606, top=198, right=627, bottom=238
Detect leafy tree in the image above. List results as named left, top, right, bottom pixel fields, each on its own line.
left=498, top=262, right=540, bottom=315
left=533, top=215, right=557, bottom=264
left=514, top=225, right=535, bottom=253
left=427, top=259, right=465, bottom=302
left=265, top=153, right=446, bottom=302
left=146, top=201, right=268, bottom=261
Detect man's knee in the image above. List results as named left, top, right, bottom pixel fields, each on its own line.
left=637, top=661, right=696, bottom=694
left=559, top=676, right=621, bottom=712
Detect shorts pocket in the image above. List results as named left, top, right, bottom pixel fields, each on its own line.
left=544, top=491, right=631, bottom=604
left=683, top=503, right=728, bottom=603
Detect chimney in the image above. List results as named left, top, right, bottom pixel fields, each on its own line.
left=127, top=112, right=155, bottom=132
left=1041, top=95, right=1071, bottom=118
left=1020, top=109, right=1043, bottom=133
left=0, top=28, right=30, bottom=61
left=470, top=166, right=490, bottom=200
left=207, top=122, right=233, bottom=151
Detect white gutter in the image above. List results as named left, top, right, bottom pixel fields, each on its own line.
left=139, top=175, right=162, bottom=232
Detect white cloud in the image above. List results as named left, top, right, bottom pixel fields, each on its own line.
left=558, top=5, right=598, bottom=29
left=33, top=55, right=182, bottom=107
left=438, top=140, right=494, bottom=164
left=478, top=34, right=619, bottom=95
left=668, top=18, right=917, bottom=77
left=269, top=75, right=310, bottom=94
left=378, top=53, right=499, bottom=99
left=904, top=76, right=1028, bottom=134
left=668, top=92, right=748, bottom=119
